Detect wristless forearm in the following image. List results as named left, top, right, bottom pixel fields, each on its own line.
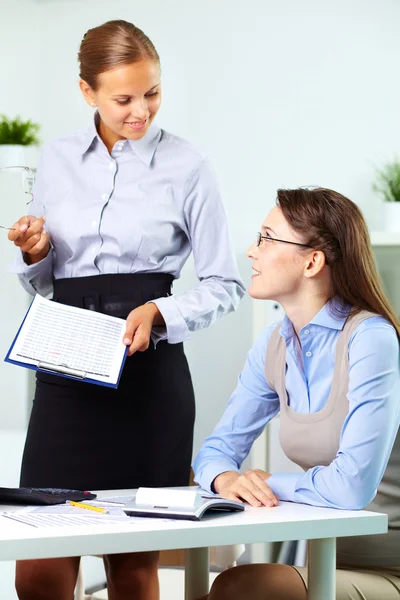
left=147, top=302, right=165, bottom=326
left=213, top=471, right=239, bottom=494
left=23, top=245, right=50, bottom=265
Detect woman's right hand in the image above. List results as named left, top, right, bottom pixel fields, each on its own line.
left=8, top=216, right=50, bottom=265
left=213, top=470, right=279, bottom=507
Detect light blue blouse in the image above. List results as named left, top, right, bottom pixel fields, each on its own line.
left=193, top=300, right=400, bottom=510
left=10, top=116, right=245, bottom=343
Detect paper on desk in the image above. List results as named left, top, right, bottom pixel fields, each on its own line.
left=91, top=496, right=134, bottom=506
left=29, top=504, right=127, bottom=517
left=1, top=502, right=172, bottom=528
left=135, top=487, right=198, bottom=508
left=2, top=513, right=131, bottom=528
left=1, top=505, right=134, bottom=528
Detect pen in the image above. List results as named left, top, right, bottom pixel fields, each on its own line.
left=68, top=501, right=108, bottom=514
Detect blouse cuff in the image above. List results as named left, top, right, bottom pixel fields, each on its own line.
left=150, top=295, right=191, bottom=344
left=8, top=247, right=54, bottom=296
left=194, top=461, right=239, bottom=494
left=267, top=472, right=301, bottom=503
left=9, top=245, right=53, bottom=272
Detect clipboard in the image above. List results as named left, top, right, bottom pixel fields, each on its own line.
left=4, top=294, right=128, bottom=388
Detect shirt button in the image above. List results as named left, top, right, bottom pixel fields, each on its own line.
left=101, top=193, right=107, bottom=200
left=91, top=221, right=97, bottom=228
left=304, top=329, right=310, bottom=335
left=305, top=351, right=312, bottom=357
left=109, top=162, right=114, bottom=169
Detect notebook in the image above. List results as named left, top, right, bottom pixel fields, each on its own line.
left=123, top=487, right=245, bottom=521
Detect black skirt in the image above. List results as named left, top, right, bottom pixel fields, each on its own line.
left=20, top=274, right=196, bottom=491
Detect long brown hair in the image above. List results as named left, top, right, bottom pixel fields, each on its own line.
left=277, top=187, right=400, bottom=339
left=78, top=20, right=159, bottom=90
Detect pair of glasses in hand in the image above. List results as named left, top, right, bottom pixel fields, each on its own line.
left=0, top=166, right=35, bottom=231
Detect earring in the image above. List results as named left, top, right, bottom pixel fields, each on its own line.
left=91, top=102, right=96, bottom=107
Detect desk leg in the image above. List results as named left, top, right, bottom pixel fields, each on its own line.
left=307, top=538, right=336, bottom=600
left=184, top=547, right=210, bottom=600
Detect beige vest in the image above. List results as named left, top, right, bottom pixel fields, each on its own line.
left=265, top=310, right=400, bottom=567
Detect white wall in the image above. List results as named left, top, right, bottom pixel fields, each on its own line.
left=0, top=174, right=31, bottom=430
left=30, top=0, right=400, bottom=237
left=0, top=0, right=41, bottom=429
left=0, top=0, right=41, bottom=124
left=1, top=0, right=399, bottom=438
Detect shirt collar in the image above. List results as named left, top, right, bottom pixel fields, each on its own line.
left=310, top=297, right=351, bottom=330
left=126, top=123, right=161, bottom=166
left=80, top=113, right=101, bottom=155
left=280, top=297, right=351, bottom=338
left=80, top=112, right=161, bottom=166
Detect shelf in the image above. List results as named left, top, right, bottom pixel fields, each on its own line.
left=370, top=232, right=400, bottom=247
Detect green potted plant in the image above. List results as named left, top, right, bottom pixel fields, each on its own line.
left=0, top=115, right=40, bottom=168
left=372, top=159, right=400, bottom=232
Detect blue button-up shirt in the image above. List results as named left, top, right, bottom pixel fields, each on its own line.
left=193, top=300, right=400, bottom=510
left=10, top=116, right=245, bottom=343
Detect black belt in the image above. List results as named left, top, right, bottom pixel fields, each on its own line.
left=52, top=273, right=174, bottom=318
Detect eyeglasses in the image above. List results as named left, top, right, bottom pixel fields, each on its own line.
left=256, top=232, right=314, bottom=249
left=0, top=166, right=35, bottom=231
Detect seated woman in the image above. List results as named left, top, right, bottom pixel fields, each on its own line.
left=193, top=187, right=400, bottom=600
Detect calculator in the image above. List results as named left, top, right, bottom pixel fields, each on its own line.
left=0, top=487, right=97, bottom=505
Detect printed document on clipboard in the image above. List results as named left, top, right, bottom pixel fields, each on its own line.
left=4, top=294, right=128, bottom=388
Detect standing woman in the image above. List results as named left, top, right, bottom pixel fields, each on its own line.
left=8, top=20, right=245, bottom=600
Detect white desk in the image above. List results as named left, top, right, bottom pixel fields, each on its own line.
left=0, top=489, right=387, bottom=600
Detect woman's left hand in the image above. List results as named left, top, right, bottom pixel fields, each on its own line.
left=124, top=303, right=165, bottom=355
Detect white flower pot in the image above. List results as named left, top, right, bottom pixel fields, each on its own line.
left=0, top=144, right=26, bottom=168
left=384, top=202, right=400, bottom=232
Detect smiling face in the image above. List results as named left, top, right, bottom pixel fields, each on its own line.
left=247, top=206, right=315, bottom=302
left=80, top=60, right=161, bottom=151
